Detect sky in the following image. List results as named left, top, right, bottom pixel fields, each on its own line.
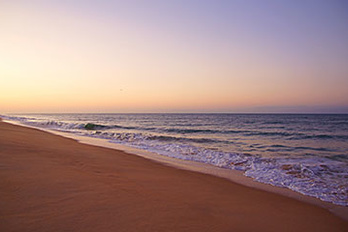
left=1, top=0, right=348, bottom=113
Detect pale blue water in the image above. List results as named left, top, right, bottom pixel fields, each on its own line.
left=2, top=113, right=348, bottom=206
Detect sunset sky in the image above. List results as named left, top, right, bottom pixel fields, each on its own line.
left=1, top=0, right=348, bottom=113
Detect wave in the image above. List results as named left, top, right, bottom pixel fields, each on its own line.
left=82, top=123, right=138, bottom=130
left=261, top=121, right=286, bottom=125
left=288, top=134, right=348, bottom=140
left=294, top=146, right=335, bottom=152
left=85, top=131, right=222, bottom=144
left=83, top=123, right=108, bottom=130
left=244, top=131, right=298, bottom=137
left=147, top=135, right=219, bottom=144
left=161, top=128, right=217, bottom=134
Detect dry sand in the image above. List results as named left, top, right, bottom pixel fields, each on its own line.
left=1, top=120, right=347, bottom=232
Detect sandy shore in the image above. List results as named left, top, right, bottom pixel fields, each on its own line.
left=1, top=121, right=347, bottom=232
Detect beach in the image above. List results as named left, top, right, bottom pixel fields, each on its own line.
left=1, top=120, right=347, bottom=232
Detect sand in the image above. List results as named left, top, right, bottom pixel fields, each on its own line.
left=0, top=120, right=347, bottom=232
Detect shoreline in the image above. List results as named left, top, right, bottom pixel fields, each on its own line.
left=4, top=119, right=348, bottom=221
left=1, top=120, right=347, bottom=231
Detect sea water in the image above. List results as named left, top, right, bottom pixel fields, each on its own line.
left=2, top=113, right=347, bottom=206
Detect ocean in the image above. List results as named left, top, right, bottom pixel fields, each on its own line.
left=2, top=113, right=347, bottom=206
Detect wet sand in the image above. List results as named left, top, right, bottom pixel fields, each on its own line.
left=1, top=121, right=347, bottom=232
